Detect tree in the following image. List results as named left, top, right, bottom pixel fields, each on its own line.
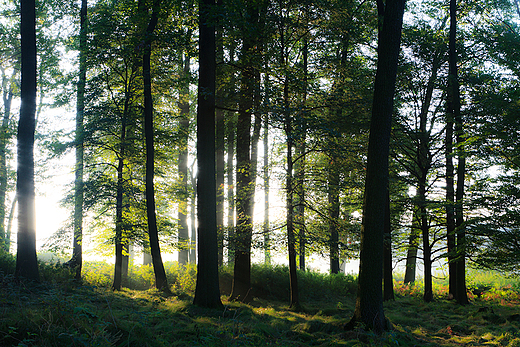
left=193, top=0, right=222, bottom=309
left=143, top=0, right=169, bottom=292
left=15, top=0, right=39, bottom=281
left=67, top=0, right=87, bottom=281
left=346, top=0, right=405, bottom=333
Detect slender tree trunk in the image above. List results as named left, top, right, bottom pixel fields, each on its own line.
left=226, top=113, right=235, bottom=264
left=15, top=0, right=39, bottom=282
left=0, top=71, right=14, bottom=251
left=193, top=0, right=222, bottom=308
left=296, top=28, right=308, bottom=272
left=328, top=160, right=340, bottom=274
left=448, top=0, right=469, bottom=306
left=347, top=0, right=405, bottom=333
left=112, top=126, right=126, bottom=291
left=383, top=190, right=394, bottom=301
left=263, top=106, right=270, bottom=265
left=5, top=196, right=16, bottom=253
left=69, top=0, right=87, bottom=280
left=143, top=4, right=168, bottom=291
left=178, top=51, right=191, bottom=266
left=189, top=167, right=197, bottom=264
left=285, top=79, right=299, bottom=310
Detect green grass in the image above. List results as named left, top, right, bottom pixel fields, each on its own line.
left=1, top=253, right=520, bottom=346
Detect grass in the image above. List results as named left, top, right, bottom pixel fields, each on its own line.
left=1, top=252, right=520, bottom=346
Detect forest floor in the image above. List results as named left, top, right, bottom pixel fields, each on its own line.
left=1, top=257, right=520, bottom=346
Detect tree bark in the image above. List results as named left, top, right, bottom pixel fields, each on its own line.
left=403, top=206, right=419, bottom=283
left=15, top=0, right=39, bottom=282
left=143, top=3, right=169, bottom=291
left=347, top=0, right=405, bottom=333
left=193, top=0, right=222, bottom=308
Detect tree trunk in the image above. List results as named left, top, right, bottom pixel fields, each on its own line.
left=263, top=106, right=270, bottom=265
left=0, top=70, right=14, bottom=252
left=143, top=4, right=169, bottom=291
left=193, top=0, right=222, bottom=308
left=347, top=0, right=405, bottom=333
left=449, top=0, right=469, bottom=306
left=229, top=4, right=258, bottom=303
left=189, top=167, right=197, bottom=264
left=226, top=113, right=235, bottom=264
left=15, top=0, right=39, bottom=282
left=216, top=10, right=225, bottom=267
left=403, top=207, right=419, bottom=283
left=178, top=50, right=190, bottom=266
left=69, top=0, right=87, bottom=280
left=383, top=190, right=394, bottom=301
left=328, top=160, right=340, bottom=274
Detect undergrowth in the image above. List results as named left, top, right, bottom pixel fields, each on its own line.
left=1, top=251, right=520, bottom=346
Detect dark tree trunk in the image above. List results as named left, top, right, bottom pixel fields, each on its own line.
left=450, top=0, right=468, bottom=305
left=328, top=160, right=340, bottom=274
left=383, top=190, right=394, bottom=301
left=193, top=0, right=222, bottom=308
left=347, top=0, right=405, bottom=333
left=15, top=0, right=39, bottom=282
left=226, top=113, right=235, bottom=264
left=69, top=0, right=87, bottom=280
left=229, top=4, right=259, bottom=303
left=403, top=207, right=419, bottom=283
left=112, top=126, right=126, bottom=291
left=143, top=4, right=168, bottom=291
left=178, top=51, right=190, bottom=266
left=285, top=80, right=299, bottom=310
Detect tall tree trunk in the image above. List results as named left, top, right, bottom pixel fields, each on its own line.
left=229, top=4, right=259, bottom=303
left=226, top=113, right=235, bottom=264
left=15, top=0, right=39, bottom=282
left=5, top=196, right=16, bottom=253
left=69, top=0, right=87, bottom=280
left=112, top=120, right=126, bottom=291
left=383, top=190, right=394, bottom=301
left=215, top=7, right=225, bottom=267
left=328, top=160, right=340, bottom=274
left=143, top=4, right=168, bottom=291
left=0, top=70, right=14, bottom=252
left=193, top=0, right=222, bottom=308
left=178, top=50, right=191, bottom=266
left=347, top=0, right=405, bottom=333
left=285, top=79, right=299, bottom=310
left=189, top=168, right=197, bottom=264
left=296, top=25, right=308, bottom=272
left=450, top=0, right=468, bottom=305
left=263, top=105, right=270, bottom=265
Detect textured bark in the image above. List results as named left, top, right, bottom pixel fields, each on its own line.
left=193, top=0, right=222, bottom=308
left=347, top=0, right=405, bottom=333
left=15, top=0, right=39, bottom=282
